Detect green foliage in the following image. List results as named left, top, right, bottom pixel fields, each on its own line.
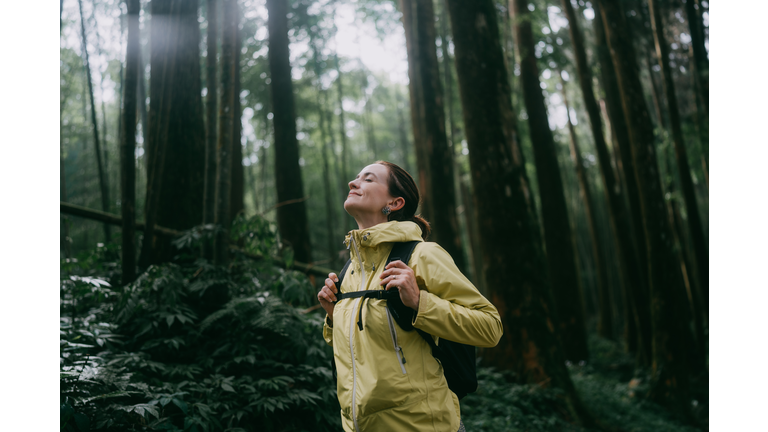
left=61, top=224, right=340, bottom=431
left=462, top=335, right=706, bottom=432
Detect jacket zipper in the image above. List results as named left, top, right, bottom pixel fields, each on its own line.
left=386, top=309, right=408, bottom=374
left=348, top=236, right=365, bottom=432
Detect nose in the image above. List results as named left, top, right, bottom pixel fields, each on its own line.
left=348, top=178, right=359, bottom=190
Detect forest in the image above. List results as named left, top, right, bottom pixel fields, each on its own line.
left=58, top=0, right=710, bottom=430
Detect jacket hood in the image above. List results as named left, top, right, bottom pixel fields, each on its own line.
left=343, top=220, right=423, bottom=249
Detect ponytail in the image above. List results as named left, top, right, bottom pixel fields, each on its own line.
left=410, top=214, right=431, bottom=241
left=376, top=160, right=431, bottom=241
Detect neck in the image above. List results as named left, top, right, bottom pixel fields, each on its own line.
left=353, top=214, right=389, bottom=231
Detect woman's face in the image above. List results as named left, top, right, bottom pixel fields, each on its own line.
left=344, top=163, right=396, bottom=218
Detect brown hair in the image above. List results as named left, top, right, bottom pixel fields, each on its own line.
left=376, top=160, right=431, bottom=240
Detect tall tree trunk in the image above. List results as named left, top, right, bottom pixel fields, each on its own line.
left=121, top=0, right=141, bottom=285
left=313, top=42, right=338, bottom=265
left=400, top=0, right=465, bottom=272
left=559, top=73, right=612, bottom=339
left=596, top=0, right=691, bottom=415
left=333, top=47, right=355, bottom=233
left=230, top=15, right=244, bottom=220
left=78, top=0, right=111, bottom=242
left=662, top=147, right=706, bottom=374
left=266, top=0, right=312, bottom=264
left=395, top=89, right=412, bottom=173
left=685, top=0, right=708, bottom=117
left=362, top=73, right=378, bottom=159
left=203, top=0, right=218, bottom=259
left=137, top=54, right=149, bottom=146
left=438, top=0, right=456, bottom=152
left=560, top=0, right=644, bottom=343
left=646, top=50, right=666, bottom=132
left=214, top=0, right=236, bottom=265
left=140, top=0, right=206, bottom=267
left=593, top=3, right=651, bottom=362
left=61, top=119, right=72, bottom=259
left=511, top=0, right=588, bottom=362
left=445, top=0, right=595, bottom=425
left=91, top=13, right=112, bottom=203
left=648, top=0, right=709, bottom=318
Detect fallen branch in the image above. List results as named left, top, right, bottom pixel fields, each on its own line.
left=60, top=201, right=335, bottom=279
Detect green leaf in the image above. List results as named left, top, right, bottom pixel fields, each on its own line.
left=221, top=383, right=235, bottom=392
left=74, top=413, right=90, bottom=431
left=172, top=398, right=189, bottom=414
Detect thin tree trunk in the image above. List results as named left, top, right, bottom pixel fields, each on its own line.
left=438, top=0, right=456, bottom=153
left=597, top=0, right=691, bottom=415
left=91, top=11, right=111, bottom=202
left=445, top=0, right=596, bottom=425
left=395, top=89, right=412, bottom=173
left=593, top=3, right=651, bottom=362
left=401, top=0, right=465, bottom=272
left=140, top=0, right=205, bottom=267
left=648, top=0, right=709, bottom=319
left=121, top=0, right=141, bottom=285
left=231, top=14, right=244, bottom=219
left=313, top=42, right=338, bottom=264
left=512, top=0, right=588, bottom=362
left=688, top=45, right=709, bottom=189
left=260, top=105, right=270, bottom=213
left=214, top=0, right=236, bottom=265
left=662, top=147, right=706, bottom=374
left=560, top=0, right=645, bottom=343
left=137, top=54, right=149, bottom=146
left=78, top=0, right=111, bottom=242
left=61, top=123, right=72, bottom=259
left=139, top=0, right=181, bottom=268
left=333, top=46, right=354, bottom=233
left=203, top=0, right=218, bottom=259
left=559, top=73, right=612, bottom=339
left=361, top=73, right=378, bottom=160
left=266, top=0, right=312, bottom=264
left=646, top=50, right=666, bottom=132
left=685, top=0, right=708, bottom=117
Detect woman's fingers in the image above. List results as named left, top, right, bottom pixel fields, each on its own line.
left=319, top=285, right=337, bottom=303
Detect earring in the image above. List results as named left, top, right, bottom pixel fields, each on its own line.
left=382, top=206, right=391, bottom=216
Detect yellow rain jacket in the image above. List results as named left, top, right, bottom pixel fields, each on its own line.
left=323, top=221, right=503, bottom=432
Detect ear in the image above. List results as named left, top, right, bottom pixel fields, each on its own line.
left=388, top=197, right=405, bottom=212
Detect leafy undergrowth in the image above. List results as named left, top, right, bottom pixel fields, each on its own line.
left=461, top=335, right=708, bottom=432
left=61, top=216, right=341, bottom=432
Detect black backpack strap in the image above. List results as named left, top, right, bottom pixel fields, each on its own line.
left=334, top=259, right=352, bottom=292
left=385, top=241, right=421, bottom=331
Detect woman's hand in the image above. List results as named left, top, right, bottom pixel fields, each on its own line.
left=380, top=260, right=420, bottom=311
left=318, top=273, right=339, bottom=324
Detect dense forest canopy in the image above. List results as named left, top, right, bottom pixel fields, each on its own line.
left=50, top=0, right=723, bottom=429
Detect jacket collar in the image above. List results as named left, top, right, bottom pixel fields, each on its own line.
left=343, top=220, right=423, bottom=250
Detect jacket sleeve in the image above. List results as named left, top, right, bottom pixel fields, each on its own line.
left=322, top=315, right=333, bottom=346
left=411, top=242, right=503, bottom=348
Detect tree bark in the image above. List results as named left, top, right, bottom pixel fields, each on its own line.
left=400, top=0, right=465, bottom=272
left=121, top=0, right=141, bottom=285
left=395, top=89, right=412, bottom=173
left=648, top=0, right=709, bottom=318
left=445, top=0, right=595, bottom=425
left=313, top=42, right=338, bottom=265
left=213, top=0, right=236, bottom=265
left=230, top=14, right=244, bottom=219
left=266, top=0, right=312, bottom=264
left=593, top=3, right=652, bottom=362
left=560, top=0, right=647, bottom=344
left=596, top=0, right=691, bottom=415
left=511, top=0, right=588, bottom=362
left=203, top=0, right=218, bottom=259
left=685, top=0, right=708, bottom=117
left=77, top=0, right=111, bottom=242
left=333, top=47, right=355, bottom=233
left=362, top=73, right=378, bottom=160
left=140, top=0, right=206, bottom=267
left=559, top=73, right=612, bottom=339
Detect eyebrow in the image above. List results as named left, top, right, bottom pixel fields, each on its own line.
left=357, top=172, right=378, bottom=179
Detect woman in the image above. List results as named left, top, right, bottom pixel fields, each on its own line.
left=317, top=161, right=503, bottom=432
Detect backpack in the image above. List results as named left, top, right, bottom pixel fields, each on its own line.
left=333, top=241, right=478, bottom=400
